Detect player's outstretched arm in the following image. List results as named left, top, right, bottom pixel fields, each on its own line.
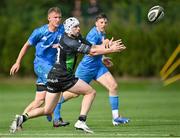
left=89, top=39, right=126, bottom=56
left=10, top=41, right=30, bottom=75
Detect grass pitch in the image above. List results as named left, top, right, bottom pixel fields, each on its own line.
left=0, top=78, right=180, bottom=138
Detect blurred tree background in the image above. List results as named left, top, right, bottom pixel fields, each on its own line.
left=0, top=0, right=179, bottom=77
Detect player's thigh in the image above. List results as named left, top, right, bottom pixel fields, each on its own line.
left=35, top=91, right=46, bottom=101
left=35, top=83, right=48, bottom=100
left=44, top=92, right=61, bottom=114
left=63, top=91, right=79, bottom=100
left=96, top=71, right=117, bottom=90
left=68, top=79, right=95, bottom=95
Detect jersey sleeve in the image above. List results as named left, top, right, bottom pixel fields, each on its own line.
left=28, top=28, right=42, bottom=46
left=77, top=43, right=91, bottom=54
left=77, top=34, right=91, bottom=46
left=62, top=34, right=91, bottom=54
left=86, top=31, right=98, bottom=45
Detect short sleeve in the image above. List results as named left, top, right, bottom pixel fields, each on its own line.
left=86, top=31, right=98, bottom=45
left=28, top=28, right=41, bottom=46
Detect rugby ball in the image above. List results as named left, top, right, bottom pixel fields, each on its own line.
left=147, top=5, right=164, bottom=22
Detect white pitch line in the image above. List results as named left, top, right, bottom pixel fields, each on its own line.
left=89, top=119, right=180, bottom=122
left=0, top=133, right=178, bottom=137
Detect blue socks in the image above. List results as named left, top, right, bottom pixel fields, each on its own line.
left=109, top=96, right=119, bottom=110
left=53, top=96, right=65, bottom=121
left=109, top=96, right=119, bottom=119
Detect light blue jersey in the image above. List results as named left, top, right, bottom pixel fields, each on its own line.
left=28, top=24, right=64, bottom=65
left=75, top=26, right=108, bottom=83
left=28, top=24, right=64, bottom=85
left=80, top=26, right=105, bottom=66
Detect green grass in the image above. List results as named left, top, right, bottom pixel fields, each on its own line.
left=0, top=78, right=180, bottom=137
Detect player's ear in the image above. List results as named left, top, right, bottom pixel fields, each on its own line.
left=48, top=16, right=51, bottom=21
left=48, top=14, right=52, bottom=21
left=95, top=21, right=98, bottom=26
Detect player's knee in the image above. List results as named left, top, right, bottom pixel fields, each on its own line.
left=90, top=88, right=96, bottom=97
left=109, top=82, right=118, bottom=92
left=84, top=87, right=96, bottom=97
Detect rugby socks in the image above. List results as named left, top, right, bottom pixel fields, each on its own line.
left=109, top=96, right=119, bottom=119
left=22, top=113, right=29, bottom=122
left=53, top=96, right=65, bottom=121
left=78, top=115, right=87, bottom=122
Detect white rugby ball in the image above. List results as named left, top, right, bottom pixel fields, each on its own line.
left=148, top=5, right=164, bottom=22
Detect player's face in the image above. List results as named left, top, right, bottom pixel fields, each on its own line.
left=95, top=18, right=108, bottom=33
left=71, top=25, right=80, bottom=37
left=48, top=12, right=62, bottom=28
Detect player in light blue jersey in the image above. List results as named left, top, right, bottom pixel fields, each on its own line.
left=10, top=7, right=69, bottom=128
left=54, top=13, right=129, bottom=126
left=77, top=13, right=129, bottom=125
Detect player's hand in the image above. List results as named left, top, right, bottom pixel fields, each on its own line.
left=102, top=37, right=114, bottom=48
left=102, top=56, right=113, bottom=67
left=10, top=63, right=20, bottom=75
left=110, top=39, right=126, bottom=52
left=102, top=38, right=110, bottom=48
left=108, top=37, right=114, bottom=47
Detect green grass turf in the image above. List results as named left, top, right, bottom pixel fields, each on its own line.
left=0, top=78, right=180, bottom=137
